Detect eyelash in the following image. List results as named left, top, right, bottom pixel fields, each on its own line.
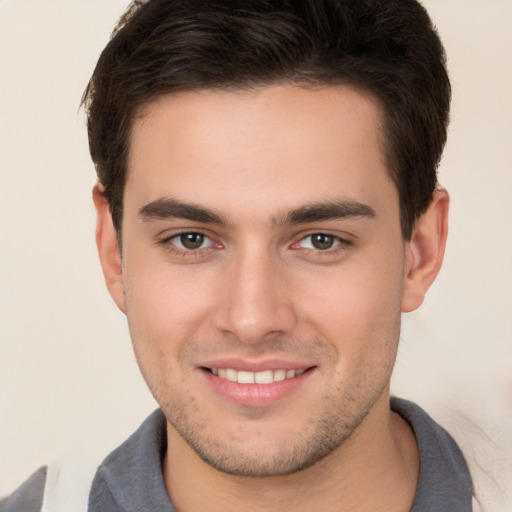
left=159, top=231, right=219, bottom=257
left=158, top=231, right=352, bottom=258
left=293, top=233, right=352, bottom=255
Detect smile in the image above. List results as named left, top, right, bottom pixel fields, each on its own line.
left=207, top=368, right=306, bottom=384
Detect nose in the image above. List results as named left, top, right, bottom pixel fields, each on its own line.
left=213, top=248, right=297, bottom=344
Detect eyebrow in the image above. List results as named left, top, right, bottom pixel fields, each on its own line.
left=274, top=199, right=376, bottom=225
left=139, top=198, right=227, bottom=225
left=138, top=197, right=376, bottom=226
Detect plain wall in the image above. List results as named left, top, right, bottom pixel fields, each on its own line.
left=1, top=0, right=511, bottom=508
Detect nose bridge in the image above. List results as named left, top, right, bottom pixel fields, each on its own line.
left=214, top=242, right=296, bottom=343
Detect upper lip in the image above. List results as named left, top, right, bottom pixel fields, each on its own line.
left=199, top=358, right=315, bottom=372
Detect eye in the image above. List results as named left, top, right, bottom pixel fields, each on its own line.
left=170, top=232, right=214, bottom=251
left=299, top=233, right=342, bottom=250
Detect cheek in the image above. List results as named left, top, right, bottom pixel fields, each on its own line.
left=123, top=261, right=219, bottom=352
left=294, top=252, right=404, bottom=354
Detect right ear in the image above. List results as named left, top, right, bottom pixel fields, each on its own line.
left=92, top=183, right=126, bottom=314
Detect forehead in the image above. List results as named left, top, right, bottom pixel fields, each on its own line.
left=126, top=84, right=397, bottom=220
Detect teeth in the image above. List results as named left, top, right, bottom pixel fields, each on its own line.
left=254, top=370, right=273, bottom=384
left=237, top=371, right=255, bottom=384
left=210, top=367, right=306, bottom=384
left=225, top=368, right=237, bottom=382
left=273, top=369, right=286, bottom=382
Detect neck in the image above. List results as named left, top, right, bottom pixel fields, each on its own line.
left=163, top=394, right=419, bottom=512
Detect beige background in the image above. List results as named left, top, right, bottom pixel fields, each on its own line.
left=1, top=0, right=511, bottom=508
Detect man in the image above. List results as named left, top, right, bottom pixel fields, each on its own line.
left=1, top=0, right=474, bottom=510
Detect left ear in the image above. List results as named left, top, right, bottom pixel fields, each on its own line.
left=93, top=183, right=127, bottom=314
left=401, top=187, right=449, bottom=312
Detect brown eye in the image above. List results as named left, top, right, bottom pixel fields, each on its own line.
left=310, top=234, right=336, bottom=250
left=179, top=232, right=205, bottom=250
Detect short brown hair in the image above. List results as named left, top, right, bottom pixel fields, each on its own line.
left=82, top=0, right=450, bottom=239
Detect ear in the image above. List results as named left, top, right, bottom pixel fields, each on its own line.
left=401, top=187, right=449, bottom=313
left=92, top=183, right=126, bottom=314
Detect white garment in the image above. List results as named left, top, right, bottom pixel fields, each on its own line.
left=40, top=456, right=100, bottom=512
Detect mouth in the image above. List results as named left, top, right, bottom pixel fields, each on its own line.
left=200, top=363, right=316, bottom=406
left=202, top=367, right=309, bottom=384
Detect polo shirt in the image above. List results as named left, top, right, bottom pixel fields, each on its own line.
left=0, top=398, right=473, bottom=511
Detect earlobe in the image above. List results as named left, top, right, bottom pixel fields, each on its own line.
left=401, top=187, right=449, bottom=313
left=92, top=183, right=126, bottom=314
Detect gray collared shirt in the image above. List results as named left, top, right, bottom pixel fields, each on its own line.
left=0, top=398, right=473, bottom=511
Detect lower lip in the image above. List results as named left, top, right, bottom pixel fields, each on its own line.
left=200, top=369, right=314, bottom=407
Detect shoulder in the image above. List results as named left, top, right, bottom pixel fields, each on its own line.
left=89, top=409, right=172, bottom=511
left=0, top=410, right=171, bottom=512
left=391, top=397, right=473, bottom=512
left=0, top=467, right=47, bottom=512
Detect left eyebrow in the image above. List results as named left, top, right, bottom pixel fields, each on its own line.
left=274, top=199, right=376, bottom=225
left=138, top=198, right=228, bottom=225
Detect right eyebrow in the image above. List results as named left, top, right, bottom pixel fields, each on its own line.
left=138, top=198, right=228, bottom=225
left=274, top=199, right=377, bottom=225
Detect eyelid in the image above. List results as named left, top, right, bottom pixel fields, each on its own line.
left=171, top=231, right=214, bottom=250
left=158, top=229, right=222, bottom=254
left=293, top=231, right=352, bottom=247
left=300, top=234, right=341, bottom=250
left=156, top=228, right=353, bottom=257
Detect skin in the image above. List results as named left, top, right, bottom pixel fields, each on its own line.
left=94, top=84, right=449, bottom=511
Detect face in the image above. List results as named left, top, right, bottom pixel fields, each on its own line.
left=113, top=85, right=408, bottom=476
